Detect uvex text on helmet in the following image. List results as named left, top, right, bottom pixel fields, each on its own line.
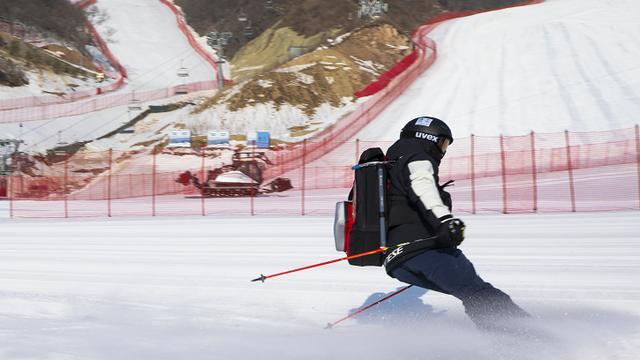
left=400, top=116, right=453, bottom=145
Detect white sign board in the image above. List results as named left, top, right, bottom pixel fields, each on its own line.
left=207, top=130, right=230, bottom=146
left=168, top=129, right=192, bottom=148
left=246, top=131, right=257, bottom=146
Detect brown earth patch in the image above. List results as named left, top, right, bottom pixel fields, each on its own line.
left=0, top=32, right=92, bottom=80
left=42, top=44, right=98, bottom=72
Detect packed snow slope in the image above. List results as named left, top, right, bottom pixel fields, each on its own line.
left=0, top=210, right=638, bottom=359
left=355, top=0, right=640, bottom=142
left=92, top=0, right=216, bottom=91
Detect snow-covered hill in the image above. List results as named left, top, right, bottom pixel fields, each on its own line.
left=356, top=0, right=640, bottom=141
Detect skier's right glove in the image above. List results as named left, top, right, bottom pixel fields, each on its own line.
left=437, top=215, right=465, bottom=248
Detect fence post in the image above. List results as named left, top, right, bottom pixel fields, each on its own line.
left=8, top=175, right=13, bottom=219
left=64, top=155, right=69, bottom=218
left=635, top=124, right=640, bottom=209
left=499, top=134, right=507, bottom=214
left=470, top=134, right=476, bottom=214
left=152, top=151, right=157, bottom=217
left=201, top=146, right=205, bottom=216
left=564, top=130, right=576, bottom=212
left=108, top=148, right=112, bottom=217
left=251, top=145, right=255, bottom=216
left=530, top=131, right=538, bottom=213
left=302, top=139, right=307, bottom=216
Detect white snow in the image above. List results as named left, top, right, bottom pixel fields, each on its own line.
left=385, top=43, right=410, bottom=50
left=193, top=98, right=362, bottom=142
left=275, top=63, right=317, bottom=73
left=350, top=56, right=382, bottom=76
left=0, top=69, right=106, bottom=100
left=256, top=79, right=273, bottom=88
left=294, top=72, right=315, bottom=85
left=0, top=208, right=638, bottom=359
left=327, top=32, right=352, bottom=46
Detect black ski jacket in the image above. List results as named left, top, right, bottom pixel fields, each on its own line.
left=384, top=138, right=453, bottom=273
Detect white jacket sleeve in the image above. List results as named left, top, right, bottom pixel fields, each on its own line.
left=407, top=160, right=451, bottom=219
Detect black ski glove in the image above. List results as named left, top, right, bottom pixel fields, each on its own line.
left=437, top=215, right=465, bottom=248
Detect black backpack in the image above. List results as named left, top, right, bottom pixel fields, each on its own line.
left=333, top=148, right=390, bottom=266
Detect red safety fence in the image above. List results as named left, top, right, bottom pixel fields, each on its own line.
left=2, top=125, right=639, bottom=218
left=0, top=80, right=217, bottom=123
left=354, top=51, right=418, bottom=98
left=0, top=177, right=6, bottom=198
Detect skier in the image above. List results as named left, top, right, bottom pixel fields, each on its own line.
left=384, top=116, right=529, bottom=330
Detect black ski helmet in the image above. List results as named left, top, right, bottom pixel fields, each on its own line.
left=400, top=116, right=453, bottom=145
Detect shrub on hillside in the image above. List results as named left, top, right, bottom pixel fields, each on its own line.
left=0, top=58, right=29, bottom=87
left=0, top=0, right=89, bottom=48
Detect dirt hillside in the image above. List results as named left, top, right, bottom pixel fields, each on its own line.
left=198, top=24, right=411, bottom=115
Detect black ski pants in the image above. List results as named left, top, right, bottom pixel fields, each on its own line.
left=390, top=248, right=529, bottom=328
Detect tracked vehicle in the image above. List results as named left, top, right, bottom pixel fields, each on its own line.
left=176, top=150, right=293, bottom=197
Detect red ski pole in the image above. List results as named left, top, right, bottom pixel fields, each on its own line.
left=325, top=285, right=414, bottom=329
left=251, top=247, right=388, bottom=282
left=251, top=237, right=437, bottom=283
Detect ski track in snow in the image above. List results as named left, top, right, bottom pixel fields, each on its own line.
left=0, top=210, right=638, bottom=359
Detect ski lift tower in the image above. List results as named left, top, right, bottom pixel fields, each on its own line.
left=126, top=90, right=143, bottom=126
left=206, top=31, right=233, bottom=89
left=236, top=8, right=254, bottom=38
left=0, top=139, right=23, bottom=176
left=237, top=9, right=248, bottom=22
left=56, top=130, right=68, bottom=147
left=243, top=20, right=255, bottom=38
left=357, top=0, right=389, bottom=19
left=128, top=91, right=143, bottom=112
